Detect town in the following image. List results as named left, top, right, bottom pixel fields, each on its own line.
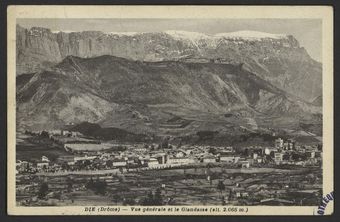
left=16, top=128, right=322, bottom=206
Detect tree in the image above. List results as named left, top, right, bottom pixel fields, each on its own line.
left=154, top=188, right=163, bottom=205
left=117, top=146, right=127, bottom=151
left=161, top=139, right=169, bottom=149
left=84, top=160, right=91, bottom=167
left=228, top=189, right=233, bottom=201
left=141, top=189, right=163, bottom=206
left=54, top=191, right=62, bottom=200
left=86, top=177, right=94, bottom=189
left=92, top=178, right=107, bottom=195
left=265, top=155, right=273, bottom=162
left=243, top=148, right=249, bottom=157
left=119, top=167, right=124, bottom=174
left=67, top=177, right=73, bottom=192
left=292, top=152, right=307, bottom=161
left=208, top=147, right=217, bottom=155
left=106, top=160, right=113, bottom=168
left=141, top=191, right=154, bottom=205
left=40, top=131, right=49, bottom=138
left=283, top=153, right=290, bottom=161
left=37, top=182, right=49, bottom=199
left=217, top=180, right=225, bottom=197
left=112, top=194, right=120, bottom=204
left=221, top=196, right=225, bottom=205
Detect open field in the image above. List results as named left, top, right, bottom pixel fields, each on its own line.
left=64, top=143, right=114, bottom=152
left=17, top=165, right=321, bottom=206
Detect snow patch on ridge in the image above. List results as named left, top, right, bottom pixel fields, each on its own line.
left=104, top=30, right=288, bottom=41
left=51, top=29, right=289, bottom=41
left=164, top=30, right=213, bottom=41
left=107, top=32, right=140, bottom=36
left=164, top=30, right=216, bottom=51
left=51, top=30, right=76, bottom=34
left=215, top=30, right=288, bottom=40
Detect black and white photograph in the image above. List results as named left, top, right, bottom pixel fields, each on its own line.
left=7, top=5, right=334, bottom=215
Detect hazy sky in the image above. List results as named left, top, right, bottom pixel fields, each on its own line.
left=17, top=18, right=322, bottom=62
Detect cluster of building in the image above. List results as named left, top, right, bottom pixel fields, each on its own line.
left=270, top=138, right=322, bottom=165
left=16, top=135, right=322, bottom=175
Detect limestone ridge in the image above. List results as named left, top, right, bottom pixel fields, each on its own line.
left=16, top=25, right=321, bottom=102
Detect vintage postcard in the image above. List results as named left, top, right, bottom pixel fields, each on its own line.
left=7, top=5, right=333, bottom=215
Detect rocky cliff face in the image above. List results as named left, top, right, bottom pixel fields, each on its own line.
left=16, top=26, right=61, bottom=74
left=16, top=26, right=322, bottom=102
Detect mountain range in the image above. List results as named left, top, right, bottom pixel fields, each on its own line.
left=16, top=25, right=322, bottom=139
left=17, top=26, right=322, bottom=102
